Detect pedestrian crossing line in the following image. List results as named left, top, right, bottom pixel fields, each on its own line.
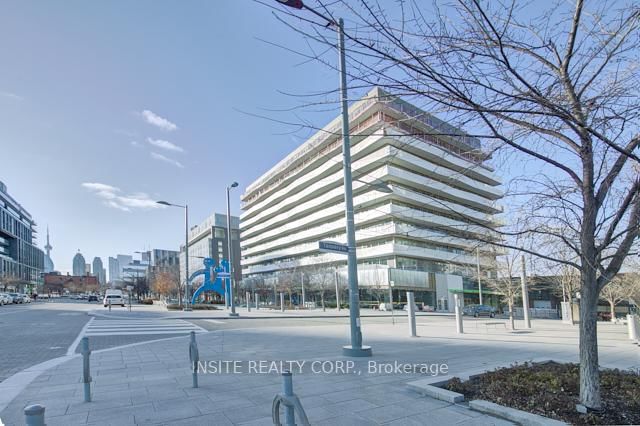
left=84, top=318, right=206, bottom=336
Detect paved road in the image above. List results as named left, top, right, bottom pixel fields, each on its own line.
left=76, top=317, right=207, bottom=352
left=0, top=301, right=457, bottom=383
left=0, top=304, right=89, bottom=383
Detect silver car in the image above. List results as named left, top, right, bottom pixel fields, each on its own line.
left=0, top=293, right=12, bottom=305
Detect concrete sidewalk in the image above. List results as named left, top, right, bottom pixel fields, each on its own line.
left=0, top=318, right=636, bottom=425
left=88, top=305, right=454, bottom=320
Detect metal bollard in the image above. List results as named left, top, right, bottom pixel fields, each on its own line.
left=189, top=331, right=199, bottom=388
left=255, top=292, right=259, bottom=310
left=24, top=404, right=45, bottom=426
left=108, top=298, right=111, bottom=312
left=280, top=292, right=285, bottom=312
left=407, top=291, right=417, bottom=337
left=81, top=337, right=92, bottom=402
left=454, top=294, right=464, bottom=334
left=246, top=291, right=251, bottom=312
left=272, top=371, right=310, bottom=426
left=282, top=371, right=295, bottom=425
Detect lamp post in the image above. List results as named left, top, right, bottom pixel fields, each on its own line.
left=227, top=182, right=239, bottom=317
left=275, top=0, right=372, bottom=356
left=157, top=200, right=190, bottom=310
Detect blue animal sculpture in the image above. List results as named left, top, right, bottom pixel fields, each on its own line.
left=190, top=258, right=230, bottom=305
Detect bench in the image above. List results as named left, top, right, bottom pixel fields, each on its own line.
left=474, top=321, right=507, bottom=332
left=484, top=321, right=507, bottom=330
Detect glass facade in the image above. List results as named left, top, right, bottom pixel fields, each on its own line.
left=0, top=181, right=44, bottom=289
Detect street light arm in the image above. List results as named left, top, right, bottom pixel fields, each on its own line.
left=156, top=200, right=186, bottom=209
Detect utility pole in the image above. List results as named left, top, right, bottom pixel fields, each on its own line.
left=335, top=269, right=340, bottom=311
left=521, top=255, right=531, bottom=328
left=227, top=182, right=239, bottom=317
left=476, top=247, right=483, bottom=305
left=301, top=271, right=305, bottom=308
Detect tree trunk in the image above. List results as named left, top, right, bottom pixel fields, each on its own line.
left=508, top=300, right=515, bottom=330
left=579, top=276, right=601, bottom=410
left=609, top=301, right=616, bottom=322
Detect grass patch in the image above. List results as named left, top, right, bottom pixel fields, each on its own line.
left=445, top=362, right=640, bottom=425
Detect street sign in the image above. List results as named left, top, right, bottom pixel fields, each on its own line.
left=318, top=240, right=349, bottom=255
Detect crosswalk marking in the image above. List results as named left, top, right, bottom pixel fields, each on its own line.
left=85, top=318, right=206, bottom=336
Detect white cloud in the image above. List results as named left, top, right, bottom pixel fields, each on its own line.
left=146, top=138, right=184, bottom=153
left=141, top=110, right=177, bottom=131
left=130, top=140, right=142, bottom=148
left=81, top=182, right=120, bottom=192
left=82, top=182, right=161, bottom=212
left=0, top=91, right=23, bottom=101
left=150, top=152, right=184, bottom=168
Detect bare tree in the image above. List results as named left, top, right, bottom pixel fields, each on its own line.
left=276, top=268, right=297, bottom=307
left=488, top=253, right=520, bottom=329
left=272, top=0, right=640, bottom=409
left=0, top=274, right=22, bottom=292
left=151, top=271, right=178, bottom=299
left=305, top=265, right=335, bottom=311
left=600, top=274, right=637, bottom=322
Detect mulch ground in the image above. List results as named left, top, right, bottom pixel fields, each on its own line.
left=445, top=361, right=640, bottom=425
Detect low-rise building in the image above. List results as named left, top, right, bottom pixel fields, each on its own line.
left=43, top=273, right=98, bottom=294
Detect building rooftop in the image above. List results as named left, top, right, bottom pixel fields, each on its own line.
left=241, top=87, right=486, bottom=205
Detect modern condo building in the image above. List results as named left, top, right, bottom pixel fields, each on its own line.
left=240, top=88, right=502, bottom=310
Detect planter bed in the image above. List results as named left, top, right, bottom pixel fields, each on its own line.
left=445, top=361, right=640, bottom=425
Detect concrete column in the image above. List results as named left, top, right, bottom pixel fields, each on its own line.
left=454, top=293, right=463, bottom=334
left=407, top=291, right=417, bottom=337
left=520, top=255, right=531, bottom=329
left=335, top=270, right=340, bottom=311
left=628, top=314, right=638, bottom=340
left=301, top=271, right=305, bottom=308
left=389, top=285, right=395, bottom=325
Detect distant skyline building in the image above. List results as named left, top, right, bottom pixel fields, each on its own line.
left=0, top=180, right=44, bottom=291
left=92, top=257, right=105, bottom=284
left=43, top=226, right=55, bottom=273
left=72, top=250, right=86, bottom=276
left=116, top=254, right=133, bottom=278
left=108, top=256, right=119, bottom=283
left=240, top=88, right=503, bottom=311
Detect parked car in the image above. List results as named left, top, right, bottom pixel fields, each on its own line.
left=403, top=303, right=421, bottom=312
left=0, top=293, right=12, bottom=305
left=88, top=295, right=98, bottom=302
left=462, top=304, right=496, bottom=318
left=8, top=293, right=23, bottom=304
left=104, top=290, right=125, bottom=307
left=21, top=294, right=31, bottom=303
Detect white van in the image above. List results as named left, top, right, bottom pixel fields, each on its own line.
left=103, top=289, right=125, bottom=307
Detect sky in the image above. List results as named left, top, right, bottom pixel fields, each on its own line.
left=0, top=1, right=349, bottom=273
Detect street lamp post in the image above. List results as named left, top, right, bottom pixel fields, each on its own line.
left=275, top=0, right=372, bottom=356
left=157, top=200, right=190, bottom=310
left=227, top=182, right=239, bottom=317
